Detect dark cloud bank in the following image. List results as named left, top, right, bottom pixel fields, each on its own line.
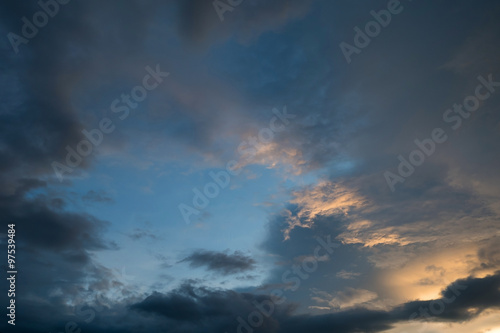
left=3, top=271, right=499, bottom=332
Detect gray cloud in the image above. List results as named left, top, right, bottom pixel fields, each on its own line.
left=9, top=272, right=500, bottom=333
left=181, top=250, right=256, bottom=275
left=127, top=227, right=159, bottom=241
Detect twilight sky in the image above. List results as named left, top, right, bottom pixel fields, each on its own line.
left=1, top=0, right=500, bottom=332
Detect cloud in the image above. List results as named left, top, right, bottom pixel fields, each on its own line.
left=155, top=253, right=172, bottom=269
left=282, top=181, right=368, bottom=240
left=235, top=140, right=308, bottom=177
left=8, top=269, right=500, bottom=333
left=131, top=283, right=295, bottom=332
left=283, top=272, right=500, bottom=333
left=0, top=184, right=122, bottom=333
left=311, top=287, right=379, bottom=310
left=338, top=223, right=411, bottom=248
left=477, top=239, right=500, bottom=272
left=127, top=228, right=159, bottom=241
left=180, top=250, right=256, bottom=275
left=1, top=183, right=115, bottom=253
left=392, top=271, right=500, bottom=321
left=177, top=0, right=312, bottom=45
left=336, top=270, right=361, bottom=280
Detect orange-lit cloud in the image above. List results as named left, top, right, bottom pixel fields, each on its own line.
left=311, top=287, right=379, bottom=310
left=281, top=181, right=368, bottom=240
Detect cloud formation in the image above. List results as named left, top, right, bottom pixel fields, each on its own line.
left=181, top=250, right=256, bottom=275
left=9, top=271, right=500, bottom=333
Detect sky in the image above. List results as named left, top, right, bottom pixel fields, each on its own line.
left=1, top=0, right=500, bottom=332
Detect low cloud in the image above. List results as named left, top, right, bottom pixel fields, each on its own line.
left=14, top=272, right=500, bottom=333
left=180, top=250, right=256, bottom=275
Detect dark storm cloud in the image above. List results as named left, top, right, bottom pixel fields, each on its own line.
left=129, top=283, right=296, bottom=333
left=280, top=309, right=394, bottom=333
left=131, top=284, right=238, bottom=321
left=181, top=250, right=256, bottom=275
left=0, top=178, right=118, bottom=287
left=0, top=0, right=170, bottom=186
left=0, top=187, right=115, bottom=252
left=0, top=1, right=90, bottom=183
left=392, top=272, right=500, bottom=322
left=15, top=272, right=500, bottom=333
left=0, top=179, right=118, bottom=330
left=280, top=275, right=500, bottom=333
left=0, top=1, right=165, bottom=325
